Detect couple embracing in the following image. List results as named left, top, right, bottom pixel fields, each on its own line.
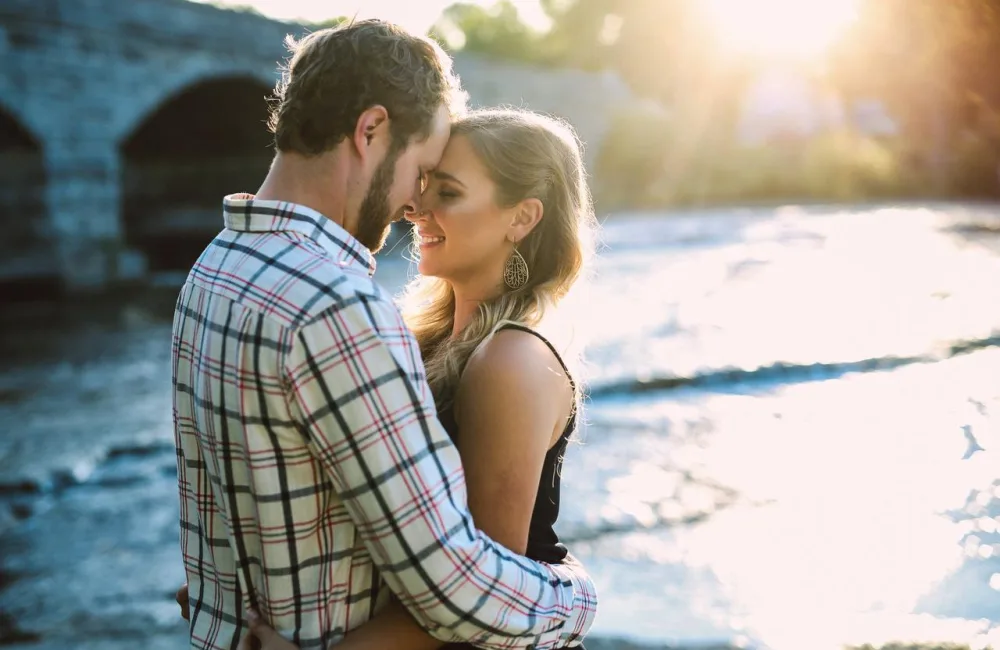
left=172, top=17, right=599, bottom=650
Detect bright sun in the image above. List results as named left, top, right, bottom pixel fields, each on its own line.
left=703, top=0, right=859, bottom=60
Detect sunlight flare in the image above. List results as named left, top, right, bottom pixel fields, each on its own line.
left=703, top=0, right=859, bottom=60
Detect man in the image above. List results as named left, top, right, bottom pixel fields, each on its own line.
left=172, top=19, right=597, bottom=650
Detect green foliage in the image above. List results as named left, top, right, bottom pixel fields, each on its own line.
left=830, top=0, right=1000, bottom=124
left=430, top=1, right=552, bottom=65
left=536, top=0, right=618, bottom=71
left=796, top=132, right=908, bottom=199
left=941, top=102, right=1000, bottom=197
left=592, top=104, right=674, bottom=208
left=434, top=0, right=752, bottom=106
left=825, top=0, right=1000, bottom=187
left=594, top=106, right=919, bottom=210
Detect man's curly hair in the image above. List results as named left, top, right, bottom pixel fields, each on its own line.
left=269, top=19, right=467, bottom=155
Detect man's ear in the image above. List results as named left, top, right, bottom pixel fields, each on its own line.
left=507, top=198, right=544, bottom=242
left=352, top=105, right=390, bottom=160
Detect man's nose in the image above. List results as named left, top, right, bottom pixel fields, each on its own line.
left=400, top=194, right=421, bottom=220
left=403, top=208, right=427, bottom=224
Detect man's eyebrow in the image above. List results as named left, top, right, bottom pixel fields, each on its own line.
left=432, top=170, right=465, bottom=187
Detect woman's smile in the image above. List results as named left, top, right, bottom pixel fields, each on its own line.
left=416, top=229, right=446, bottom=249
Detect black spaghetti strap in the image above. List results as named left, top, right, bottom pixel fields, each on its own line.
left=496, top=323, right=576, bottom=391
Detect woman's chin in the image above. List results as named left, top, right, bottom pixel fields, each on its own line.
left=416, top=260, right=439, bottom=278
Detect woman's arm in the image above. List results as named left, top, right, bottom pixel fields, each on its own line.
left=272, top=329, right=573, bottom=650
left=449, top=329, right=573, bottom=554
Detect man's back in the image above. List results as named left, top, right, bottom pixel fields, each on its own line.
left=173, top=195, right=423, bottom=649
left=175, top=194, right=595, bottom=650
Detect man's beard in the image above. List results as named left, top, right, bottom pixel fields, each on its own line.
left=355, top=148, right=402, bottom=254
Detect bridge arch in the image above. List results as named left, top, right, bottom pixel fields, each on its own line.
left=119, top=74, right=275, bottom=271
left=0, top=100, right=53, bottom=297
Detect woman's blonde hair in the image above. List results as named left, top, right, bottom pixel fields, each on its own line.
left=399, top=108, right=598, bottom=412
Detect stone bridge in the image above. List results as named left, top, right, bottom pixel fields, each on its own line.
left=0, top=0, right=634, bottom=293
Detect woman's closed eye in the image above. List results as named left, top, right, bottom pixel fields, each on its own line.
left=422, top=176, right=460, bottom=202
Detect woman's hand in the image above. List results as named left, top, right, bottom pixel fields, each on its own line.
left=238, top=609, right=299, bottom=650
left=175, top=583, right=190, bottom=621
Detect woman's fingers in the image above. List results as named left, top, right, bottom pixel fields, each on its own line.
left=238, top=630, right=261, bottom=650
left=175, top=584, right=190, bottom=621
left=245, top=608, right=297, bottom=650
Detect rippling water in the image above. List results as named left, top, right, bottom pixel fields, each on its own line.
left=1, top=203, right=998, bottom=650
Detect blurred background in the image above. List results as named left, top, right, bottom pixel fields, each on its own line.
left=1, top=1, right=999, bottom=649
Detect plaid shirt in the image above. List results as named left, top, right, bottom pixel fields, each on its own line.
left=172, top=195, right=597, bottom=650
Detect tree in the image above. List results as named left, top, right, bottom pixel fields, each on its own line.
left=431, top=0, right=754, bottom=144
left=535, top=0, right=618, bottom=70
left=429, top=1, right=549, bottom=64
left=828, top=0, right=1000, bottom=188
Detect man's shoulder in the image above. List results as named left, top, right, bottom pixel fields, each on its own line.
left=188, top=229, right=399, bottom=332
left=272, top=256, right=401, bottom=335
left=292, top=265, right=399, bottom=330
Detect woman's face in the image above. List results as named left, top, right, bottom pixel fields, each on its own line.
left=405, top=134, right=512, bottom=289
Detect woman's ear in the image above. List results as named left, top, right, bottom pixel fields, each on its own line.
left=507, top=198, right=543, bottom=242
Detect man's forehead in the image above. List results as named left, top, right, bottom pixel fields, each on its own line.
left=430, top=104, right=452, bottom=139
left=422, top=111, right=451, bottom=164
left=397, top=105, right=451, bottom=168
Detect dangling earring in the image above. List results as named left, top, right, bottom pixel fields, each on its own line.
left=504, top=239, right=529, bottom=290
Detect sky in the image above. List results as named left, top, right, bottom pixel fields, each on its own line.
left=190, top=0, right=551, bottom=35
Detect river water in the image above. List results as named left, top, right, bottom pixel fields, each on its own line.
left=1, top=203, right=998, bottom=650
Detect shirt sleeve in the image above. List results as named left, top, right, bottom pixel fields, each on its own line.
left=283, top=292, right=597, bottom=649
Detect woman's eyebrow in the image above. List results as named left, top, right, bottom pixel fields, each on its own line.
left=432, top=170, right=466, bottom=187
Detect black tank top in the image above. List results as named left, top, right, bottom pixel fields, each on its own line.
left=438, top=323, right=575, bottom=565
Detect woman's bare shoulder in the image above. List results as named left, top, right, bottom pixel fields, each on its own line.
left=455, top=327, right=572, bottom=426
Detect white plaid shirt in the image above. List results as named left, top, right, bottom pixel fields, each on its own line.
left=172, top=195, right=597, bottom=650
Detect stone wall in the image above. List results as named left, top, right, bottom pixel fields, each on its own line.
left=0, top=150, right=46, bottom=245
left=0, top=0, right=294, bottom=289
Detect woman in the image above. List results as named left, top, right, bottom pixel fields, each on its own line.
left=238, top=107, right=598, bottom=649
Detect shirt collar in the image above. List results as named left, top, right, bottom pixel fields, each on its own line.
left=222, top=193, right=376, bottom=277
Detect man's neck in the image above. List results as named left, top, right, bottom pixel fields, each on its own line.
left=255, top=151, right=349, bottom=230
